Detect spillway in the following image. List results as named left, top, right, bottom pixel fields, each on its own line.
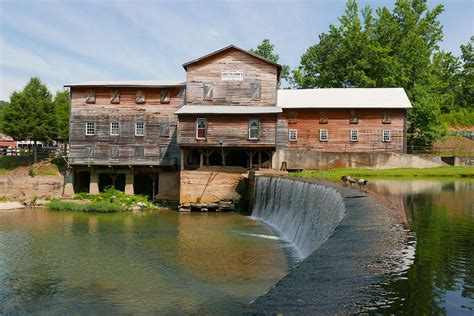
left=251, top=177, right=346, bottom=259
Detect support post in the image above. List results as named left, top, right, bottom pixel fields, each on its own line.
left=63, top=168, right=75, bottom=196
left=89, top=171, right=99, bottom=194
left=125, top=171, right=134, bottom=195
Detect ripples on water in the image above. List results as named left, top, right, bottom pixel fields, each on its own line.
left=0, top=210, right=289, bottom=314
left=362, top=179, right=474, bottom=315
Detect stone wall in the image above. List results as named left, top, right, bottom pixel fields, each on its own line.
left=179, top=169, right=244, bottom=204
left=454, top=156, right=474, bottom=166
left=0, top=175, right=64, bottom=199
left=157, top=171, right=180, bottom=201
left=273, top=149, right=447, bottom=170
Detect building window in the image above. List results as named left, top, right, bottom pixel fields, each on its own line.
left=203, top=83, right=213, bottom=100
left=319, top=112, right=328, bottom=124
left=350, top=111, right=359, bottom=124
left=85, top=122, right=95, bottom=136
left=109, top=145, right=119, bottom=158
left=160, top=90, right=170, bottom=104
left=110, top=122, right=119, bottom=136
left=196, top=118, right=207, bottom=140
left=248, top=119, right=260, bottom=140
left=288, top=111, right=297, bottom=124
left=84, top=145, right=94, bottom=158
left=136, top=90, right=145, bottom=104
left=250, top=82, right=261, bottom=100
left=135, top=122, right=145, bottom=136
left=320, top=129, right=328, bottom=142
left=289, top=129, right=298, bottom=142
left=86, top=90, right=96, bottom=104
left=111, top=90, right=120, bottom=104
left=382, top=112, right=391, bottom=124
left=382, top=129, right=391, bottom=142
left=350, top=129, right=359, bottom=142
left=134, top=147, right=144, bottom=158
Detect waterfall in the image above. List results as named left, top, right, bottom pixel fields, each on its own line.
left=252, top=177, right=346, bottom=259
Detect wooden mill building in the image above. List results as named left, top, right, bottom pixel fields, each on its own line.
left=64, top=45, right=412, bottom=199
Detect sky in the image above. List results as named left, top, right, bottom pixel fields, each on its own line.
left=0, top=0, right=473, bottom=100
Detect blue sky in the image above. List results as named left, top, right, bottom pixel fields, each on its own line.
left=0, top=0, right=472, bottom=100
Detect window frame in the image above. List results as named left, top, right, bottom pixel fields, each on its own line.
left=135, top=122, right=145, bottom=136
left=382, top=112, right=392, bottom=124
left=350, top=129, right=359, bottom=142
left=288, top=129, right=298, bottom=142
left=110, top=122, right=120, bottom=136
left=203, top=83, right=213, bottom=101
left=109, top=145, right=119, bottom=159
left=160, top=89, right=170, bottom=104
left=85, top=122, right=95, bottom=136
left=196, top=118, right=207, bottom=140
left=320, top=129, right=329, bottom=142
left=250, top=82, right=261, bottom=101
left=382, top=129, right=391, bottom=142
left=248, top=119, right=260, bottom=140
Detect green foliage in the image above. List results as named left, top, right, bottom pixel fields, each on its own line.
left=73, top=187, right=154, bottom=209
left=292, top=167, right=474, bottom=181
left=250, top=39, right=291, bottom=85
left=458, top=36, right=474, bottom=109
left=46, top=199, right=125, bottom=213
left=439, top=108, right=474, bottom=127
left=0, top=100, right=9, bottom=132
left=53, top=89, right=70, bottom=140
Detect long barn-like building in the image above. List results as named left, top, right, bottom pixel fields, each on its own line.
left=64, top=45, right=411, bottom=200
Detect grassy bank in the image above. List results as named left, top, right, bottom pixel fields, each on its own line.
left=46, top=188, right=156, bottom=213
left=292, top=166, right=474, bottom=181
left=0, top=156, right=64, bottom=175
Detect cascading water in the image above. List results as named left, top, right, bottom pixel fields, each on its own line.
left=252, top=177, right=346, bottom=260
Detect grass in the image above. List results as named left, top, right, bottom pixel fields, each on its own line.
left=46, top=199, right=124, bottom=213
left=45, top=187, right=156, bottom=213
left=0, top=156, right=65, bottom=175
left=291, top=166, right=474, bottom=181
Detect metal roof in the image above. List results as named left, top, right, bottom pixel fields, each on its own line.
left=175, top=105, right=282, bottom=115
left=182, top=45, right=283, bottom=71
left=64, top=80, right=185, bottom=88
left=277, top=88, right=412, bottom=109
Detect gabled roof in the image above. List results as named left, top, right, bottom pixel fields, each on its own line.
left=277, top=88, right=412, bottom=109
left=64, top=80, right=185, bottom=88
left=176, top=105, right=282, bottom=115
left=182, top=45, right=283, bottom=71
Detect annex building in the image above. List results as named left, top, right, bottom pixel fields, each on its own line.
left=64, top=45, right=412, bottom=200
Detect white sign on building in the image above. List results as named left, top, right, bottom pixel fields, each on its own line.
left=221, top=70, right=244, bottom=81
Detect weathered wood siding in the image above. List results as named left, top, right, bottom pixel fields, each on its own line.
left=280, top=109, right=406, bottom=152
left=69, top=86, right=184, bottom=165
left=178, top=115, right=277, bottom=147
left=185, top=48, right=278, bottom=106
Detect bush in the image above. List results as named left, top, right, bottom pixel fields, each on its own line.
left=46, top=199, right=125, bottom=213
left=439, top=109, right=474, bottom=128
left=73, top=187, right=153, bottom=209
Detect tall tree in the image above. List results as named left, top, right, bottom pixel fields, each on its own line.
left=458, top=36, right=474, bottom=109
left=53, top=89, right=70, bottom=141
left=2, top=77, right=56, bottom=163
left=250, top=39, right=291, bottom=86
left=292, top=0, right=446, bottom=146
left=0, top=100, right=9, bottom=132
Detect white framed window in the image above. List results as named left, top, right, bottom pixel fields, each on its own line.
left=382, top=129, right=391, bottom=142
left=248, top=119, right=260, bottom=140
left=135, top=122, right=145, bottom=136
left=110, top=122, right=119, bottom=136
left=85, top=122, right=95, bottom=136
left=350, top=129, right=359, bottom=142
left=320, top=129, right=328, bottom=142
left=196, top=118, right=207, bottom=140
left=289, top=129, right=298, bottom=142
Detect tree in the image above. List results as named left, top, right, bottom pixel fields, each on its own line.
left=458, top=36, right=474, bottom=109
left=292, top=0, right=447, bottom=146
left=2, top=77, right=56, bottom=163
left=250, top=39, right=291, bottom=86
left=0, top=100, right=9, bottom=132
left=53, top=89, right=70, bottom=141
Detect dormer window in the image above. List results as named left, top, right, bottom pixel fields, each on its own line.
left=160, top=90, right=170, bottom=104
left=203, top=83, right=213, bottom=100
left=85, top=90, right=96, bottom=104
left=111, top=90, right=120, bottom=104
left=250, top=82, right=261, bottom=100
left=136, top=90, right=145, bottom=104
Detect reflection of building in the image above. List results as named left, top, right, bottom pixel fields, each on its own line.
left=65, top=45, right=412, bottom=201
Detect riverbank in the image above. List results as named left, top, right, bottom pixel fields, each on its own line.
left=292, top=166, right=474, bottom=181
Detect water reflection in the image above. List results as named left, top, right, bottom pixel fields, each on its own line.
left=0, top=209, right=288, bottom=314
left=364, top=179, right=474, bottom=315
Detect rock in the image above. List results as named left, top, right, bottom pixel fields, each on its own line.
left=179, top=207, right=190, bottom=212
left=131, top=205, right=141, bottom=212
left=0, top=202, right=25, bottom=210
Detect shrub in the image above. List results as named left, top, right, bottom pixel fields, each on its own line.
left=46, top=199, right=125, bottom=213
